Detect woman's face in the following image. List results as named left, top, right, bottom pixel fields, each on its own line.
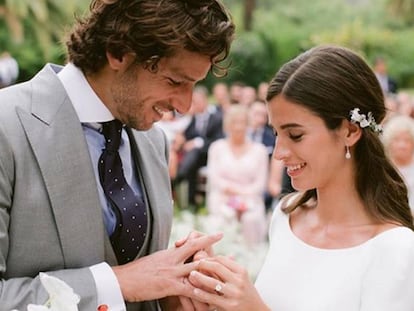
left=388, top=130, right=414, bottom=166
left=268, top=95, right=348, bottom=191
left=226, top=111, right=248, bottom=143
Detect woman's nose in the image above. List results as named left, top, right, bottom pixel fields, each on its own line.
left=273, top=139, right=290, bottom=161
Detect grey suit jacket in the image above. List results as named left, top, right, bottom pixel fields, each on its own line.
left=0, top=64, right=173, bottom=310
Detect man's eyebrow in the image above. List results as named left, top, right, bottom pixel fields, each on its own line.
left=180, top=73, right=197, bottom=82
left=170, top=68, right=202, bottom=83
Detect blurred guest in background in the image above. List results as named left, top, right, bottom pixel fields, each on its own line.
left=373, top=56, right=397, bottom=95
left=174, top=85, right=223, bottom=208
left=382, top=114, right=414, bottom=212
left=0, top=52, right=19, bottom=88
left=257, top=81, right=269, bottom=102
left=206, top=105, right=268, bottom=247
left=248, top=100, right=275, bottom=158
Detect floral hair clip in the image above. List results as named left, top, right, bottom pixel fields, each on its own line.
left=349, top=108, right=383, bottom=134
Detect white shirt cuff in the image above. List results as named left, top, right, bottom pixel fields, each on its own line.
left=90, top=262, right=126, bottom=311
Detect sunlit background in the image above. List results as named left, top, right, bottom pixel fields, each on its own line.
left=1, top=0, right=414, bottom=90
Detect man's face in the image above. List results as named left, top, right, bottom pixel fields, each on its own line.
left=109, top=49, right=211, bottom=130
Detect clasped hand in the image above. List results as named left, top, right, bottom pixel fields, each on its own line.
left=176, top=234, right=269, bottom=311
left=112, top=231, right=222, bottom=307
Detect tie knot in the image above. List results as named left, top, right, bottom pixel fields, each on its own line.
left=102, top=120, right=123, bottom=151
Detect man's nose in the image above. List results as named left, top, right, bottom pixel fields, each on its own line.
left=172, top=87, right=193, bottom=114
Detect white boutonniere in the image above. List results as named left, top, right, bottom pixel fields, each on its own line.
left=12, top=273, right=80, bottom=311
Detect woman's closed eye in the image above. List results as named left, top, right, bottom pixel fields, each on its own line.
left=289, top=133, right=303, bottom=141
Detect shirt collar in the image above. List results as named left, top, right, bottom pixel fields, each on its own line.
left=57, top=62, right=114, bottom=124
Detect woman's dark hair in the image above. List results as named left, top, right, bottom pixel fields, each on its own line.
left=267, top=45, right=413, bottom=230
left=66, top=0, right=235, bottom=76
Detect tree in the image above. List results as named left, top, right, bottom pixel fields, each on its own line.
left=243, top=0, right=256, bottom=31
left=0, top=0, right=87, bottom=60
left=387, top=0, right=414, bottom=24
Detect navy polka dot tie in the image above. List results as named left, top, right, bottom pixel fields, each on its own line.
left=98, top=120, right=148, bottom=264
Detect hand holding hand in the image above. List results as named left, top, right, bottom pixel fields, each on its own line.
left=112, top=232, right=223, bottom=303
left=173, top=231, right=221, bottom=310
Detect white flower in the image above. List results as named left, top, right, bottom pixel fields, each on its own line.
left=359, top=118, right=370, bottom=128
left=11, top=273, right=80, bottom=311
left=349, top=108, right=382, bottom=133
left=39, top=273, right=80, bottom=311
left=350, top=108, right=364, bottom=122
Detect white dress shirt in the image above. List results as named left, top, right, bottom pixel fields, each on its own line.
left=58, top=63, right=126, bottom=310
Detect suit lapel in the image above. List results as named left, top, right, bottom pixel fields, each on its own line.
left=127, top=128, right=173, bottom=253
left=17, top=65, right=107, bottom=266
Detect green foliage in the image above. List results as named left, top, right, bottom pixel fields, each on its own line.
left=387, top=0, right=414, bottom=26
left=1, top=0, right=414, bottom=88
left=206, top=32, right=277, bottom=89
left=0, top=0, right=88, bottom=81
left=217, top=0, right=414, bottom=89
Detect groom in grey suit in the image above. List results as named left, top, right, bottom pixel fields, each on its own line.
left=0, top=0, right=235, bottom=310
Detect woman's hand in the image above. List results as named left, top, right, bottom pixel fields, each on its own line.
left=188, top=256, right=270, bottom=311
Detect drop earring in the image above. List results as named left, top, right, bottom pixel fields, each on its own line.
left=345, top=145, right=351, bottom=159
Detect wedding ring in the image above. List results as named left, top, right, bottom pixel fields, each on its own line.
left=214, top=283, right=224, bottom=296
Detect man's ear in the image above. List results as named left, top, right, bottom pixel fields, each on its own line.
left=106, top=52, right=136, bottom=71
left=342, top=119, right=362, bottom=147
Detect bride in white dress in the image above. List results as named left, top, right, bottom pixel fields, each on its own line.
left=187, top=45, right=414, bottom=311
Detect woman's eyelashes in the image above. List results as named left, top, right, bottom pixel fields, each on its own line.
left=289, top=132, right=303, bottom=141
left=270, top=126, right=303, bottom=141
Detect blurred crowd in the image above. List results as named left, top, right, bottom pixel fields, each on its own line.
left=157, top=56, right=414, bottom=248
left=3, top=50, right=413, bottom=249
left=156, top=80, right=282, bottom=247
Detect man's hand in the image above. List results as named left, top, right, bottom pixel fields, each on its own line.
left=112, top=232, right=223, bottom=303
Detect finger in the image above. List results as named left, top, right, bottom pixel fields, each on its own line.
left=191, top=299, right=211, bottom=311
left=175, top=236, right=188, bottom=248
left=174, top=233, right=223, bottom=263
left=176, top=231, right=211, bottom=262
left=178, top=296, right=195, bottom=311
left=176, top=261, right=201, bottom=277
left=183, top=278, right=211, bottom=311
left=196, top=258, right=245, bottom=287
left=187, top=266, right=220, bottom=294
left=193, top=250, right=209, bottom=261
left=189, top=270, right=230, bottom=295
left=200, top=242, right=216, bottom=258
left=176, top=230, right=211, bottom=248
left=191, top=283, right=227, bottom=309
left=206, top=256, right=245, bottom=274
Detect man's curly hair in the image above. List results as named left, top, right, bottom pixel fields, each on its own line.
left=66, top=0, right=235, bottom=76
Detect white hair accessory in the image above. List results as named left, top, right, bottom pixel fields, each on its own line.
left=349, top=108, right=383, bottom=134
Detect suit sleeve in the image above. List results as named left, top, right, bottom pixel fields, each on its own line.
left=0, top=118, right=99, bottom=310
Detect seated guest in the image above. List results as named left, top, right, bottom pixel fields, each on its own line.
left=174, top=85, right=223, bottom=207
left=382, top=114, right=414, bottom=212
left=206, top=105, right=268, bottom=247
